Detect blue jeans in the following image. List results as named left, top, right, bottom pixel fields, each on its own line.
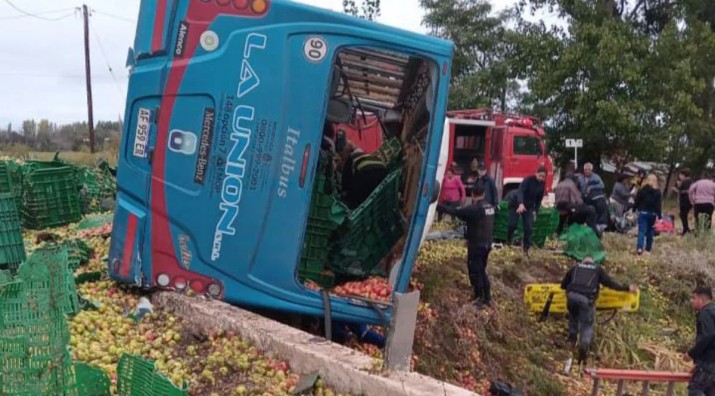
left=567, top=292, right=595, bottom=363
left=637, top=212, right=657, bottom=251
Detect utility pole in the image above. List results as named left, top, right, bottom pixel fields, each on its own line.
left=82, top=4, right=95, bottom=153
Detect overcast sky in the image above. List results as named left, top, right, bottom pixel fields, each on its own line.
left=0, top=0, right=524, bottom=128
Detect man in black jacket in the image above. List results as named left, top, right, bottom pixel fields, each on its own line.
left=438, top=184, right=495, bottom=308
left=508, top=166, right=546, bottom=256
left=561, top=257, right=637, bottom=363
left=476, top=161, right=499, bottom=207
left=686, top=286, right=715, bottom=396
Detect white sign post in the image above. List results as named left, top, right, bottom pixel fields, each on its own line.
left=565, top=138, right=583, bottom=170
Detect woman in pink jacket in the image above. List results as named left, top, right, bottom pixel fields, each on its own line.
left=438, top=166, right=466, bottom=221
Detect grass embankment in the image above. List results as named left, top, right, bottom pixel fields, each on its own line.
left=413, top=223, right=714, bottom=395
left=0, top=146, right=117, bottom=166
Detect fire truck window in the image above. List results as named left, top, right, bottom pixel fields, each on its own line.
left=513, top=136, right=542, bottom=156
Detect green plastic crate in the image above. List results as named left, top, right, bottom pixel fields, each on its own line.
left=298, top=153, right=348, bottom=286
left=493, top=201, right=559, bottom=247
left=329, top=170, right=403, bottom=278
left=20, top=246, right=80, bottom=316
left=59, top=239, right=92, bottom=271
left=0, top=276, right=76, bottom=396
left=0, top=161, right=22, bottom=214
left=75, top=362, right=111, bottom=396
left=0, top=193, right=25, bottom=269
left=298, top=173, right=347, bottom=286
left=77, top=167, right=115, bottom=214
left=21, top=166, right=82, bottom=229
left=117, top=354, right=188, bottom=396
left=374, top=137, right=403, bottom=170
left=0, top=161, right=14, bottom=194
left=0, top=335, right=76, bottom=396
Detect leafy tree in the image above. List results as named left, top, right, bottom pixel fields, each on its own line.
left=421, top=0, right=518, bottom=110
left=510, top=0, right=713, bottom=172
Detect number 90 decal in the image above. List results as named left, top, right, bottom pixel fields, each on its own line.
left=303, top=36, right=328, bottom=63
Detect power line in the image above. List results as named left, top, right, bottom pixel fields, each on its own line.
left=0, top=6, right=74, bottom=20
left=2, top=1, right=75, bottom=21
left=88, top=16, right=127, bottom=105
left=0, top=10, right=75, bottom=21
left=92, top=9, right=135, bottom=24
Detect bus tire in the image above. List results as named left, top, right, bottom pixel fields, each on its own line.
left=431, top=180, right=440, bottom=204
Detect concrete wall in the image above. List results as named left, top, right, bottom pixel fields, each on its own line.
left=154, top=292, right=479, bottom=396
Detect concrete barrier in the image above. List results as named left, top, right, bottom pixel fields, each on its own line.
left=154, top=292, right=480, bottom=396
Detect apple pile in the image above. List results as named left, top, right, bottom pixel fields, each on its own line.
left=77, top=222, right=113, bottom=238
left=45, top=220, right=353, bottom=395
left=332, top=277, right=392, bottom=302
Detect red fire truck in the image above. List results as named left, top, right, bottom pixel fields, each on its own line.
left=444, top=108, right=554, bottom=198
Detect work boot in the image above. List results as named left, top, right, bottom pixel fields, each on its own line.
left=577, top=346, right=588, bottom=365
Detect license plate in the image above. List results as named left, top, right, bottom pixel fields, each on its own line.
left=133, top=108, right=151, bottom=158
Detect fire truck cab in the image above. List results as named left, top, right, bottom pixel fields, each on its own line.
left=444, top=109, right=554, bottom=198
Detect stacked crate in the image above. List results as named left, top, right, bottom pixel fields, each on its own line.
left=298, top=152, right=348, bottom=288
left=20, top=162, right=81, bottom=229
left=76, top=165, right=115, bottom=215
left=0, top=247, right=77, bottom=395
left=493, top=201, right=560, bottom=248
left=0, top=161, right=22, bottom=210
left=0, top=193, right=25, bottom=270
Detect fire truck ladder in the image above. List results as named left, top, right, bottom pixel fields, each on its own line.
left=586, top=368, right=691, bottom=396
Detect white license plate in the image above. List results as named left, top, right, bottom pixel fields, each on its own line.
left=133, top=108, right=151, bottom=158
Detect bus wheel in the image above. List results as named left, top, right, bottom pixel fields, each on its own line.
left=431, top=180, right=440, bottom=204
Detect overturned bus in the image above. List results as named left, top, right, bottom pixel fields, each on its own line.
left=109, top=0, right=453, bottom=325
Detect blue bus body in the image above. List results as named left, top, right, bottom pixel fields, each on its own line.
left=109, top=0, right=453, bottom=324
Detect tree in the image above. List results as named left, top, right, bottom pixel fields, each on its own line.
left=509, top=0, right=713, bottom=172
left=421, top=0, right=520, bottom=110
left=343, top=0, right=381, bottom=20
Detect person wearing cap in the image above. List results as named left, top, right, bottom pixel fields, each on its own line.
left=561, top=257, right=638, bottom=364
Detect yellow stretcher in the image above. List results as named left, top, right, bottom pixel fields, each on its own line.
left=524, top=283, right=640, bottom=314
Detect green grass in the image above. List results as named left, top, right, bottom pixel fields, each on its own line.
left=30, top=151, right=118, bottom=167
left=0, top=147, right=118, bottom=167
